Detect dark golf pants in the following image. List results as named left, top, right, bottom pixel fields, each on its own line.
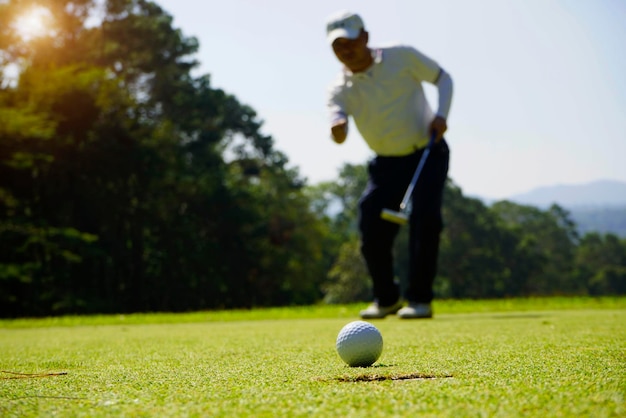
left=358, top=139, right=449, bottom=306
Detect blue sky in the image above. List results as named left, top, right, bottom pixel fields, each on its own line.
left=155, top=0, right=626, bottom=199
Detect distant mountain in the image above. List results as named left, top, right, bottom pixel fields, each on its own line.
left=503, top=180, right=626, bottom=237
left=508, top=180, right=626, bottom=208
left=569, top=206, right=626, bottom=237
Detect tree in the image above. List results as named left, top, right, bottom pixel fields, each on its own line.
left=491, top=202, right=580, bottom=295
left=323, top=239, right=370, bottom=304
left=0, top=0, right=329, bottom=316
left=311, top=163, right=370, bottom=303
left=575, top=233, right=626, bottom=295
left=437, top=181, right=526, bottom=298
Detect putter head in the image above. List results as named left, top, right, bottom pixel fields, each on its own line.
left=380, top=209, right=409, bottom=225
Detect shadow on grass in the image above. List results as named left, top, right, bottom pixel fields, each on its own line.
left=1, top=370, right=68, bottom=380
left=490, top=313, right=546, bottom=320
left=436, top=313, right=547, bottom=321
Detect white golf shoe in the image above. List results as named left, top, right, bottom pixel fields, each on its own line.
left=397, top=302, right=433, bottom=319
left=359, top=300, right=403, bottom=319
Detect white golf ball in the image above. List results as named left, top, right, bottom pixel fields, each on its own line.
left=336, top=320, right=383, bottom=367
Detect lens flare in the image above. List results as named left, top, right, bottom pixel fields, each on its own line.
left=14, top=7, right=51, bottom=40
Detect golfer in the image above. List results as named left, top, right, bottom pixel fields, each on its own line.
left=326, top=10, right=453, bottom=319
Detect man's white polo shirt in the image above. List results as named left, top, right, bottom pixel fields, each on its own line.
left=327, top=44, right=441, bottom=156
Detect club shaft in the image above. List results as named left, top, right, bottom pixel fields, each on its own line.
left=399, top=148, right=430, bottom=210
left=399, top=134, right=436, bottom=210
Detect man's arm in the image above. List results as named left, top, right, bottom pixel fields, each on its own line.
left=432, top=69, right=453, bottom=141
left=328, top=81, right=349, bottom=144
left=404, top=46, right=453, bottom=142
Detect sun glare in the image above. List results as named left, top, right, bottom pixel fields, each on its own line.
left=14, top=7, right=52, bottom=40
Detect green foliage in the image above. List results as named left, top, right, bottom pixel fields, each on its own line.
left=308, top=163, right=367, bottom=242
left=322, top=176, right=626, bottom=303
left=311, top=164, right=369, bottom=303
left=490, top=201, right=581, bottom=295
left=323, top=238, right=370, bottom=304
left=1, top=0, right=624, bottom=316
left=575, top=233, right=626, bottom=295
left=435, top=181, right=516, bottom=298
left=0, top=0, right=331, bottom=316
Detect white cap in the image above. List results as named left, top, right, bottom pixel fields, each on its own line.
left=326, top=11, right=364, bottom=45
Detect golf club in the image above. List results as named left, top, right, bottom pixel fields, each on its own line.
left=380, top=132, right=436, bottom=224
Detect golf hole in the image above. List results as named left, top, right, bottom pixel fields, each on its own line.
left=334, top=373, right=453, bottom=382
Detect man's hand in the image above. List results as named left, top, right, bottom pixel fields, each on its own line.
left=430, top=116, right=447, bottom=142
left=331, top=119, right=348, bottom=144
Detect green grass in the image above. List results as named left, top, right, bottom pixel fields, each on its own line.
left=1, top=297, right=625, bottom=417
